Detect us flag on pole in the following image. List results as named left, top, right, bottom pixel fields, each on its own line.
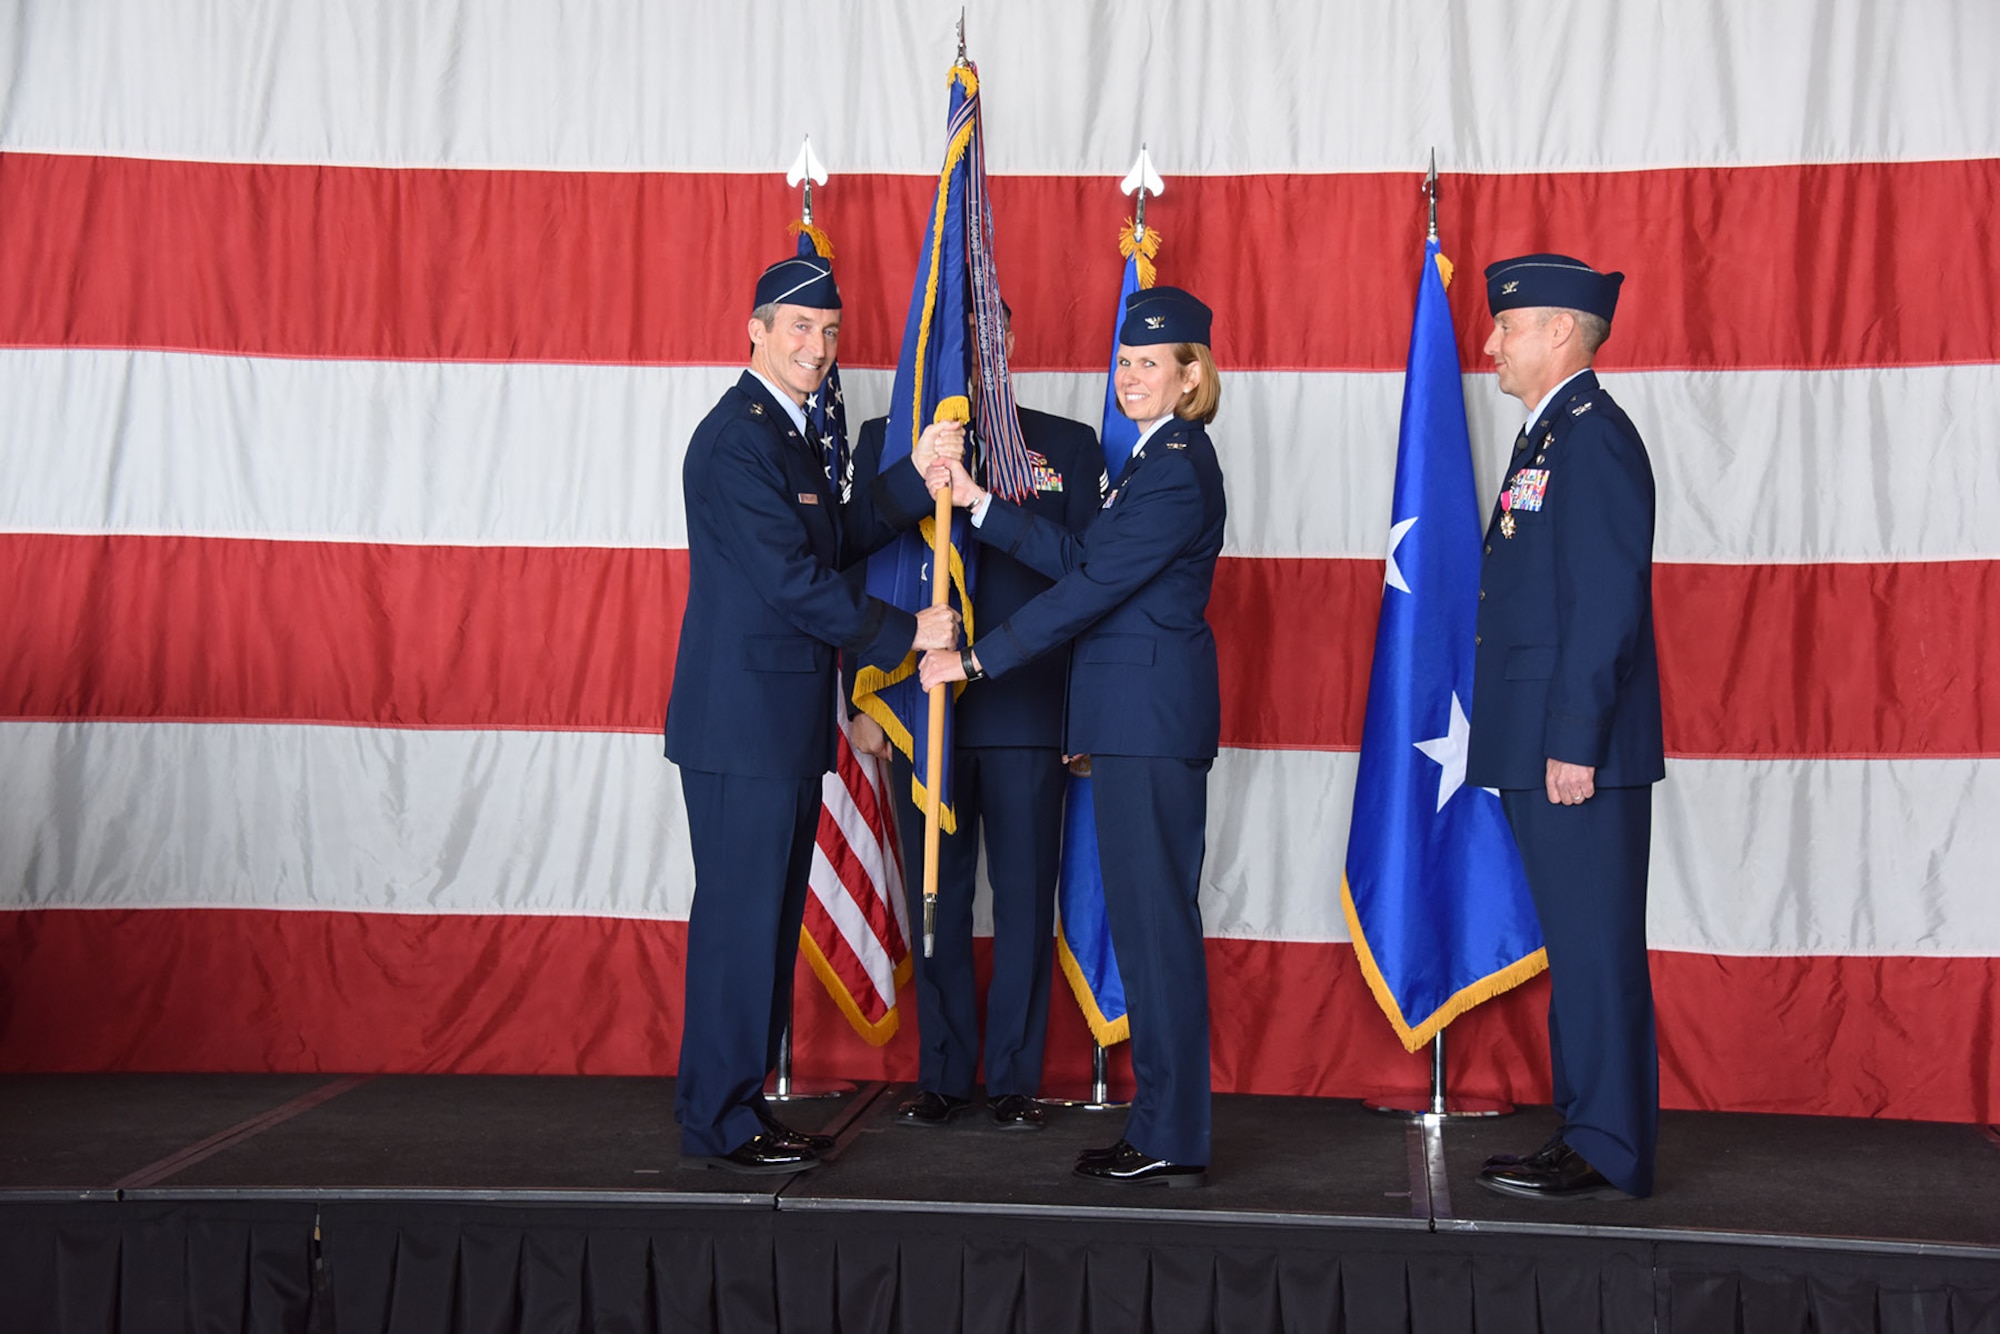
left=800, top=708, right=912, bottom=1046
left=793, top=219, right=913, bottom=1045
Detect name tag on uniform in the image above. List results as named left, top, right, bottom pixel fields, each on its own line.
left=798, top=492, right=820, bottom=505
left=1509, top=468, right=1550, bottom=513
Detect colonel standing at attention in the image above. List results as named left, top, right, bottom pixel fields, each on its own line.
left=665, top=255, right=959, bottom=1174
left=1467, top=253, right=1665, bottom=1202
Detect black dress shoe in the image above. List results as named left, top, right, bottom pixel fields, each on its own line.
left=1476, top=1143, right=1629, bottom=1201
left=754, top=1105, right=835, bottom=1154
left=989, top=1094, right=1046, bottom=1131
left=1075, top=1139, right=1127, bottom=1165
left=1072, top=1140, right=1205, bottom=1188
left=683, top=1132, right=820, bottom=1175
left=1483, top=1133, right=1566, bottom=1170
left=894, top=1090, right=967, bottom=1126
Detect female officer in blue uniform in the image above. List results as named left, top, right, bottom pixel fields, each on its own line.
left=920, top=287, right=1226, bottom=1186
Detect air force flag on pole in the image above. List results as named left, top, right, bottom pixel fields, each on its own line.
left=1051, top=222, right=1158, bottom=1048
left=1341, top=237, right=1546, bottom=1052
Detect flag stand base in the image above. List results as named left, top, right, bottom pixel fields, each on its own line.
left=1039, top=1043, right=1130, bottom=1111
left=1364, top=1093, right=1513, bottom=1119
left=763, top=1024, right=854, bottom=1103
left=1362, top=1031, right=1515, bottom=1119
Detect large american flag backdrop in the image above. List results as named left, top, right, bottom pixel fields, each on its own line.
left=1, top=2, right=1995, bottom=1121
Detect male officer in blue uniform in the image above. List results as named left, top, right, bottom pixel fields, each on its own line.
left=921, top=287, right=1226, bottom=1185
left=1467, top=254, right=1665, bottom=1201
left=847, top=304, right=1104, bottom=1131
left=665, top=254, right=960, bottom=1173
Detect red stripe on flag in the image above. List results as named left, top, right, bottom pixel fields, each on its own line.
left=3, top=908, right=1997, bottom=1122
left=813, top=799, right=903, bottom=984
left=4, top=534, right=1994, bottom=757
left=2, top=151, right=1993, bottom=372
left=800, top=895, right=891, bottom=1026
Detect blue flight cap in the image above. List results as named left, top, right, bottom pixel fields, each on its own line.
left=753, top=255, right=841, bottom=311
left=1484, top=253, right=1623, bottom=323
left=1119, top=285, right=1212, bottom=347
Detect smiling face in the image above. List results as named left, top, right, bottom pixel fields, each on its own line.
left=748, top=303, right=841, bottom=405
left=1483, top=306, right=1569, bottom=407
left=1114, top=343, right=1200, bottom=427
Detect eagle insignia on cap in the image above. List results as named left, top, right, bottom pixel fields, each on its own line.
left=1144, top=315, right=1167, bottom=329
left=1501, top=280, right=1520, bottom=294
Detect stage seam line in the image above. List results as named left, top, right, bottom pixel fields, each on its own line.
left=818, top=1081, right=891, bottom=1146
left=111, top=1074, right=374, bottom=1191
left=771, top=1081, right=890, bottom=1202
left=1403, top=1120, right=1430, bottom=1222
left=1422, top=1113, right=1452, bottom=1223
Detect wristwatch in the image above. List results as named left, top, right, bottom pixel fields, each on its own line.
left=960, top=646, right=986, bottom=682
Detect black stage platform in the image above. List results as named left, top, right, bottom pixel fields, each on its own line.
left=3, top=1074, right=1999, bottom=1332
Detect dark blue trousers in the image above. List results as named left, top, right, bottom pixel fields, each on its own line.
left=1092, top=754, right=1212, bottom=1167
left=893, top=746, right=1064, bottom=1098
left=675, top=767, right=819, bottom=1156
left=1501, top=783, right=1659, bottom=1197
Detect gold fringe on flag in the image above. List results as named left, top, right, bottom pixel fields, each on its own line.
left=1339, top=871, right=1547, bottom=1051
left=1118, top=218, right=1162, bottom=290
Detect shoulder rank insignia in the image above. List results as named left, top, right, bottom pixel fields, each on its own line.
left=1570, top=401, right=1595, bottom=416
left=748, top=402, right=764, bottom=416
left=1165, top=441, right=1186, bottom=451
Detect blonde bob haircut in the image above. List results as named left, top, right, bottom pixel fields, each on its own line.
left=1172, top=343, right=1221, bottom=424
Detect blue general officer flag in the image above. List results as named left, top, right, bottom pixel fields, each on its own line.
left=1341, top=237, right=1545, bottom=1052
left=853, top=60, right=1027, bottom=830
left=1052, top=231, right=1155, bottom=1048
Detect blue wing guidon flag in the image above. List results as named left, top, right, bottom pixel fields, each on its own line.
left=853, top=58, right=1031, bottom=831
left=1340, top=236, right=1546, bottom=1051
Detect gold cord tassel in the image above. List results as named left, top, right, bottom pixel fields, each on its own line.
left=1118, top=219, right=1163, bottom=289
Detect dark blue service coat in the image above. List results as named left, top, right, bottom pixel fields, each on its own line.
left=666, top=372, right=915, bottom=779
left=974, top=417, right=1226, bottom=761
left=1466, top=368, right=1663, bottom=789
